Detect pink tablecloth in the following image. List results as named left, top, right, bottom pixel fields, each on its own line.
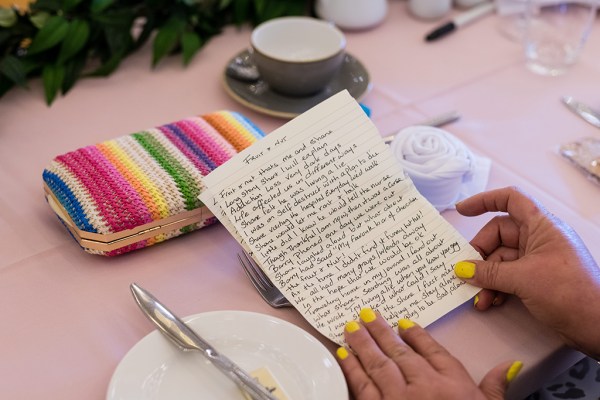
left=1, top=1, right=599, bottom=399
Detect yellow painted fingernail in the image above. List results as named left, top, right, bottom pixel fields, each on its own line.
left=359, top=307, right=377, bottom=323
left=454, top=261, right=476, bottom=279
left=336, top=347, right=349, bottom=360
left=506, top=361, right=523, bottom=383
left=473, top=295, right=479, bottom=307
left=398, top=318, right=415, bottom=331
left=345, top=321, right=361, bottom=333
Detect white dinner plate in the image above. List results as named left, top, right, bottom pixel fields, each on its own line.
left=106, top=310, right=348, bottom=399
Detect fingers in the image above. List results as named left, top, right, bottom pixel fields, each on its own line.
left=396, top=319, right=467, bottom=375
left=487, top=246, right=520, bottom=263
left=469, top=216, right=521, bottom=258
left=472, top=246, right=518, bottom=310
left=397, top=320, right=521, bottom=398
left=455, top=187, right=537, bottom=301
left=474, top=290, right=508, bottom=310
left=357, top=309, right=431, bottom=383
left=341, top=309, right=465, bottom=380
left=455, top=238, right=522, bottom=297
left=454, top=259, right=520, bottom=295
left=479, top=361, right=523, bottom=400
left=473, top=289, right=494, bottom=310
left=456, top=186, right=544, bottom=225
left=337, top=310, right=492, bottom=399
left=340, top=316, right=406, bottom=398
left=335, top=346, right=384, bottom=399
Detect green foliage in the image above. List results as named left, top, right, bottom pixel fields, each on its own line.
left=0, top=0, right=307, bottom=105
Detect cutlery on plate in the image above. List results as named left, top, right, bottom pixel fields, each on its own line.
left=130, top=283, right=278, bottom=400
left=382, top=110, right=461, bottom=145
left=561, top=96, right=600, bottom=129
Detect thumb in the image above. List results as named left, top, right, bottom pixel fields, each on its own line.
left=454, top=259, right=519, bottom=294
left=479, top=361, right=523, bottom=400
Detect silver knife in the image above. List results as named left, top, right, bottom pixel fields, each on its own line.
left=382, top=110, right=460, bottom=145
left=130, top=283, right=277, bottom=400
left=561, top=96, right=600, bottom=129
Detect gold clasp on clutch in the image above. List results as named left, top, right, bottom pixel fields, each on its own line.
left=43, top=183, right=213, bottom=252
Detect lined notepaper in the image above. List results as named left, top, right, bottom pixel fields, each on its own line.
left=200, top=91, right=480, bottom=344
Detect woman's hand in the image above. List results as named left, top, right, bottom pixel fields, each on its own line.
left=336, top=308, right=521, bottom=400
left=455, top=186, right=600, bottom=359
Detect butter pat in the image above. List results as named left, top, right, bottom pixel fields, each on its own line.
left=242, top=366, right=289, bottom=400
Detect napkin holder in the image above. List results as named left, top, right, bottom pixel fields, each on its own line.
left=42, top=111, right=265, bottom=256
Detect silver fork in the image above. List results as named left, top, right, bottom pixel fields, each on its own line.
left=237, top=251, right=292, bottom=308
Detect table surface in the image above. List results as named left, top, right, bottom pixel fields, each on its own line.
left=1, top=1, right=599, bottom=399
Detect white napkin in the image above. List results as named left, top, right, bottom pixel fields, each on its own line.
left=390, top=125, right=491, bottom=212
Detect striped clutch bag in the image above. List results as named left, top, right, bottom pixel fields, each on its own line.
left=43, top=111, right=265, bottom=256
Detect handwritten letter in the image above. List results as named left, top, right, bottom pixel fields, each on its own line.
left=200, top=91, right=480, bottom=344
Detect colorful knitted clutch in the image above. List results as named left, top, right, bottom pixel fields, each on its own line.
left=43, top=111, right=265, bottom=256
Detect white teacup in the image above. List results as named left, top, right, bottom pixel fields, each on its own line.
left=250, top=17, right=346, bottom=97
left=315, top=0, right=388, bottom=30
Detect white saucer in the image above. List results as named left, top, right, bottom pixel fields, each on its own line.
left=106, top=310, right=348, bottom=399
left=223, top=49, right=371, bottom=119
